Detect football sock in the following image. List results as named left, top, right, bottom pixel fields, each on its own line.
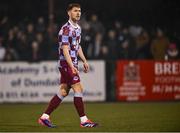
left=74, top=92, right=85, bottom=117
left=41, top=113, right=49, bottom=119
left=80, top=115, right=88, bottom=123
left=44, top=94, right=64, bottom=115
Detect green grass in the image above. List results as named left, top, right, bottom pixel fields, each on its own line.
left=0, top=102, right=180, bottom=132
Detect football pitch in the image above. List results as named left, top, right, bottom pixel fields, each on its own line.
left=0, top=102, right=180, bottom=132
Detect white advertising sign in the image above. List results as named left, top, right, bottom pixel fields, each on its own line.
left=0, top=61, right=105, bottom=102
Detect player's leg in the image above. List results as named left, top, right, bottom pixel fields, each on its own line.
left=38, top=84, right=70, bottom=127
left=71, top=82, right=85, bottom=117
left=71, top=82, right=98, bottom=127
left=44, top=84, right=70, bottom=115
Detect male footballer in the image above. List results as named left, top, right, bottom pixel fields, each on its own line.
left=38, top=3, right=98, bottom=128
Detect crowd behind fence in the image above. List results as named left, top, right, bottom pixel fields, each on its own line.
left=0, top=14, right=179, bottom=62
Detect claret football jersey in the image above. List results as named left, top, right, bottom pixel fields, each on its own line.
left=58, top=20, right=81, bottom=68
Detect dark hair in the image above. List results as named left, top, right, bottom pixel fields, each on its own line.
left=67, top=3, right=81, bottom=11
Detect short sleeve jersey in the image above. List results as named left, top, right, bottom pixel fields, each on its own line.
left=58, top=20, right=81, bottom=68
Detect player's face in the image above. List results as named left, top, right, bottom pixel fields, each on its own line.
left=68, top=7, right=81, bottom=22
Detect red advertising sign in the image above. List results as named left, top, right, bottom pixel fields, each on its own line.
left=116, top=60, right=180, bottom=101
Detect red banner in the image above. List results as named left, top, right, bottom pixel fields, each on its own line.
left=116, top=60, right=180, bottom=101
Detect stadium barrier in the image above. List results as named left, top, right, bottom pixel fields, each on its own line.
left=0, top=61, right=106, bottom=103
left=116, top=60, right=180, bottom=101
left=1, top=60, right=179, bottom=103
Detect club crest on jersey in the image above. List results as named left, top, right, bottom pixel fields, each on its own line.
left=73, top=76, right=79, bottom=81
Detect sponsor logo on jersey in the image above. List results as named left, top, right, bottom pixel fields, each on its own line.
left=72, top=31, right=76, bottom=37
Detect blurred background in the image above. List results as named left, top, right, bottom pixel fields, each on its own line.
left=0, top=0, right=180, bottom=132
left=0, top=0, right=180, bottom=102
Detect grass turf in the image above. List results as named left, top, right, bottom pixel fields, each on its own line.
left=0, top=102, right=180, bottom=132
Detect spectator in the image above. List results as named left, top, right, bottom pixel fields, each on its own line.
left=3, top=46, right=19, bottom=61
left=0, top=16, right=10, bottom=37
left=36, top=16, right=46, bottom=33
left=29, top=41, right=42, bottom=62
left=81, top=20, right=93, bottom=58
left=135, top=30, right=151, bottom=59
left=151, top=28, right=169, bottom=60
left=87, top=32, right=105, bottom=59
left=106, top=29, right=118, bottom=60
left=36, top=32, right=50, bottom=60
left=16, top=32, right=29, bottom=60
left=26, top=23, right=35, bottom=45
left=89, top=14, right=105, bottom=35
left=166, top=43, right=179, bottom=60
left=6, top=29, right=17, bottom=49
left=45, top=23, right=59, bottom=60
left=118, top=40, right=130, bottom=59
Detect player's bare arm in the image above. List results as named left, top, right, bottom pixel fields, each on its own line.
left=62, top=45, right=78, bottom=74
left=78, top=46, right=89, bottom=73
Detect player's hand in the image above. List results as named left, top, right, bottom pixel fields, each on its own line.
left=83, top=62, right=89, bottom=73
left=71, top=66, right=79, bottom=74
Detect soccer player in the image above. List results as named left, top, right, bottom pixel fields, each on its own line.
left=38, top=3, right=98, bottom=128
